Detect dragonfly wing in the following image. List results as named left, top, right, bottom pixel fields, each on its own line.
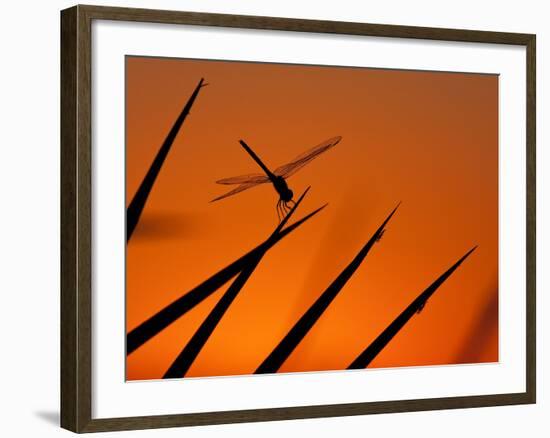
left=216, top=173, right=269, bottom=185
left=274, top=136, right=342, bottom=179
left=211, top=182, right=259, bottom=202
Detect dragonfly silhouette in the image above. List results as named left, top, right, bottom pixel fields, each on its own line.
left=212, top=136, right=342, bottom=220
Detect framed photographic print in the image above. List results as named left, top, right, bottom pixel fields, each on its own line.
left=60, top=4, right=536, bottom=433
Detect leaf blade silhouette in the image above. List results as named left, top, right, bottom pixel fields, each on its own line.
left=127, top=78, right=207, bottom=241
left=255, top=202, right=400, bottom=375
left=347, top=246, right=477, bottom=370
left=162, top=188, right=319, bottom=378
left=127, top=191, right=326, bottom=355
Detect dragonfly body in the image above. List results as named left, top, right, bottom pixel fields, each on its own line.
left=272, top=175, right=293, bottom=202
left=212, top=136, right=342, bottom=219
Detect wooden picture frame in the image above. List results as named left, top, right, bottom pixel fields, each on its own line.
left=61, top=4, right=536, bottom=433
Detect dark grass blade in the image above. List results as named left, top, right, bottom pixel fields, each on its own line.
left=127, top=191, right=325, bottom=355
left=162, top=188, right=315, bottom=378
left=347, top=246, right=477, bottom=370
left=127, top=78, right=207, bottom=242
left=163, top=253, right=263, bottom=378
left=255, top=203, right=400, bottom=375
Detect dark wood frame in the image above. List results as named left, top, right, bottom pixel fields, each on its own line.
left=61, top=4, right=536, bottom=433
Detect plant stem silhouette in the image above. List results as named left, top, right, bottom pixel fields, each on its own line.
left=255, top=202, right=400, bottom=375
left=163, top=188, right=314, bottom=378
left=127, top=190, right=326, bottom=355
left=127, top=78, right=207, bottom=242
left=347, top=246, right=477, bottom=369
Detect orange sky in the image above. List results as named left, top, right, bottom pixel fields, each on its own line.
left=125, top=56, right=498, bottom=381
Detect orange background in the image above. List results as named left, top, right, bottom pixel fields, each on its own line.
left=125, top=56, right=498, bottom=380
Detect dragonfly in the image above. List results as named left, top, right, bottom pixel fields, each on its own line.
left=212, top=136, right=342, bottom=220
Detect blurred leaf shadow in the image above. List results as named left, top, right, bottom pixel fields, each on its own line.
left=454, top=276, right=499, bottom=363
left=293, top=184, right=377, bottom=320
left=131, top=210, right=203, bottom=241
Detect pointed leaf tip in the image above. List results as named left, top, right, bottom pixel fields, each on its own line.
left=461, top=245, right=478, bottom=261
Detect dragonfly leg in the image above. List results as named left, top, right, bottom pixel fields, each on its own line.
left=276, top=200, right=282, bottom=222
left=279, top=200, right=289, bottom=219
left=282, top=202, right=289, bottom=215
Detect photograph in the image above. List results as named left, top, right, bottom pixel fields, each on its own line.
left=125, top=56, right=499, bottom=381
